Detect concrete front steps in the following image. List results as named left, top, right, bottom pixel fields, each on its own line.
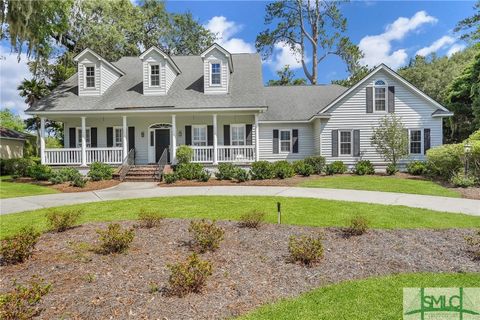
left=123, top=165, right=160, bottom=182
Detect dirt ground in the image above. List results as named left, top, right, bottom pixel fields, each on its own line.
left=1, top=219, right=478, bottom=320
left=11, top=177, right=120, bottom=193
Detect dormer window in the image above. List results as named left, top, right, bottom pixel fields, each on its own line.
left=85, top=66, right=95, bottom=88
left=150, top=64, right=160, bottom=87
left=374, top=80, right=387, bottom=112
left=211, top=63, right=221, bottom=85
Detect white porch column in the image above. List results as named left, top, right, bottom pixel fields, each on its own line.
left=171, top=114, right=177, bottom=164
left=255, top=113, right=260, bottom=161
left=122, top=115, right=128, bottom=158
left=213, top=114, right=218, bottom=164
left=40, top=117, right=46, bottom=164
left=81, top=116, right=87, bottom=166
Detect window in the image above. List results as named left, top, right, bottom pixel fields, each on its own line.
left=410, top=129, right=422, bottom=154
left=113, top=127, right=123, bottom=147
left=192, top=125, right=207, bottom=146
left=279, top=130, right=291, bottom=152
left=211, top=63, right=221, bottom=85
left=76, top=127, right=91, bottom=147
left=374, top=79, right=386, bottom=112
left=231, top=124, right=246, bottom=146
left=150, top=64, right=160, bottom=87
left=85, top=66, right=95, bottom=88
left=339, top=131, right=352, bottom=155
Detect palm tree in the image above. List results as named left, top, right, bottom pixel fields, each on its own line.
left=18, top=78, right=50, bottom=155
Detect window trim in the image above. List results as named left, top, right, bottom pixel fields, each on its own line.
left=338, top=130, right=353, bottom=156
left=192, top=125, right=208, bottom=146
left=279, top=129, right=292, bottom=153
left=409, top=129, right=423, bottom=155
left=113, top=126, right=124, bottom=148
left=230, top=124, right=246, bottom=146
left=373, top=79, right=388, bottom=113
left=210, top=62, right=222, bottom=86
left=149, top=64, right=160, bottom=87
left=76, top=127, right=91, bottom=148
left=84, top=65, right=96, bottom=89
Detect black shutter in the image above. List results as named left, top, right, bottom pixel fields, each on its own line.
left=273, top=129, right=279, bottom=154
left=353, top=130, right=360, bottom=157
left=246, top=124, right=253, bottom=145
left=90, top=127, right=97, bottom=147
left=366, top=87, right=373, bottom=113
left=388, top=86, right=395, bottom=113
left=106, top=127, right=113, bottom=147
left=424, top=128, right=431, bottom=154
left=128, top=126, right=135, bottom=151
left=185, top=126, right=192, bottom=145
left=332, top=130, right=338, bottom=157
left=223, top=125, right=230, bottom=145
left=207, top=125, right=213, bottom=146
left=69, top=128, right=76, bottom=148
left=292, top=129, right=299, bottom=153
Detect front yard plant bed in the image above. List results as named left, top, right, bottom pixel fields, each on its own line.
left=1, top=219, right=478, bottom=319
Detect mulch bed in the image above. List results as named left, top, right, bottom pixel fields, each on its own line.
left=1, top=219, right=478, bottom=319
left=8, top=177, right=120, bottom=193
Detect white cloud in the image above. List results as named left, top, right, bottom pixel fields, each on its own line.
left=416, top=35, right=455, bottom=56
left=447, top=43, right=466, bottom=57
left=359, top=11, right=437, bottom=69
left=265, top=41, right=306, bottom=71
left=0, top=47, right=32, bottom=118
left=204, top=16, right=255, bottom=53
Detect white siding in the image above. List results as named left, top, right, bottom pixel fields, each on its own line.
left=77, top=52, right=101, bottom=96
left=100, top=63, right=120, bottom=94
left=319, top=70, right=443, bottom=168
left=312, top=119, right=321, bottom=155
left=203, top=48, right=229, bottom=94
left=142, top=51, right=175, bottom=96
left=165, top=63, right=176, bottom=93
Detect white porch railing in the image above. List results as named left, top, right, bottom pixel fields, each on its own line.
left=86, top=147, right=123, bottom=164
left=44, top=147, right=123, bottom=165
left=217, top=146, right=255, bottom=162
left=191, top=146, right=214, bottom=163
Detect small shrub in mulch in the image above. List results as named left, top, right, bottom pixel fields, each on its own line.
left=188, top=220, right=224, bottom=253
left=293, top=160, right=314, bottom=177
left=352, top=160, right=375, bottom=175
left=0, top=277, right=51, bottom=320
left=196, top=170, right=211, bottom=182
left=288, top=234, right=324, bottom=267
left=175, top=163, right=204, bottom=180
left=272, top=160, right=295, bottom=179
left=304, top=156, right=326, bottom=174
left=216, top=163, right=237, bottom=180
left=325, top=161, right=347, bottom=175
left=96, top=223, right=134, bottom=254
left=344, top=216, right=370, bottom=237
left=70, top=176, right=87, bottom=188
left=406, top=160, right=427, bottom=176
left=450, top=171, right=476, bottom=188
left=238, top=210, right=266, bottom=229
left=233, top=167, right=250, bottom=182
left=250, top=161, right=274, bottom=180
left=88, top=162, right=114, bottom=181
left=137, top=208, right=165, bottom=228
left=386, top=163, right=398, bottom=175
left=45, top=209, right=83, bottom=232
left=167, top=253, right=213, bottom=297
left=465, top=230, right=480, bottom=260
left=27, top=164, right=53, bottom=181
left=163, top=172, right=179, bottom=184
left=0, top=227, right=40, bottom=265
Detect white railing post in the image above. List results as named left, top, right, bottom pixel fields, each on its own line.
left=255, top=113, right=260, bottom=162
left=81, top=116, right=87, bottom=166
left=171, top=114, right=177, bottom=164
left=213, top=114, right=218, bottom=164
left=40, top=117, right=46, bottom=164
left=122, top=115, right=128, bottom=159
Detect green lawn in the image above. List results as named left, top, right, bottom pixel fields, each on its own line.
left=238, top=273, right=480, bottom=320
left=2, top=196, right=479, bottom=238
left=299, top=175, right=461, bottom=198
left=0, top=176, right=58, bottom=199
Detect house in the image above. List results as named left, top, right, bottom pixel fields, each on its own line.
left=26, top=43, right=453, bottom=169
left=0, top=127, right=31, bottom=159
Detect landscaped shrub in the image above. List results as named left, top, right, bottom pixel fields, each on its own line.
left=293, top=160, right=314, bottom=176
left=304, top=156, right=326, bottom=174
left=163, top=172, right=179, bottom=184
left=426, top=143, right=463, bottom=179
left=167, top=253, right=213, bottom=297
left=176, top=145, right=193, bottom=164
left=450, top=171, right=476, bottom=188
left=233, top=167, right=250, bottom=182
left=137, top=208, right=164, bottom=228
left=273, top=160, right=295, bottom=179
left=88, top=162, right=114, bottom=181
left=344, top=216, right=369, bottom=236
left=96, top=223, right=134, bottom=254
left=175, top=163, right=204, bottom=180
left=216, top=163, right=236, bottom=180
left=27, top=164, right=53, bottom=181
left=1, top=158, right=36, bottom=177
left=465, top=230, right=480, bottom=260
left=386, top=163, right=398, bottom=175
left=0, top=277, right=51, bottom=320
left=325, top=161, right=347, bottom=175
left=45, top=209, right=83, bottom=232
left=0, top=227, right=40, bottom=265
left=406, top=161, right=427, bottom=176
left=352, top=160, right=375, bottom=175
left=70, top=175, right=87, bottom=188
left=239, top=210, right=266, bottom=228
left=49, top=167, right=82, bottom=184
left=188, top=220, right=224, bottom=253
left=250, top=161, right=274, bottom=180
left=196, top=170, right=211, bottom=182
left=288, top=234, right=324, bottom=267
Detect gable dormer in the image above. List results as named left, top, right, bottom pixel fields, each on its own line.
left=201, top=43, right=233, bottom=95
left=73, top=48, right=124, bottom=96
left=139, top=46, right=181, bottom=96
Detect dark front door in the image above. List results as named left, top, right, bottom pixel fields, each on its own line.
left=155, top=129, right=170, bottom=163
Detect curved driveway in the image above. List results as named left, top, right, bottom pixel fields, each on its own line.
left=1, top=182, right=479, bottom=216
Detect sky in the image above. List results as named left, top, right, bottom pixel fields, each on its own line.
left=0, top=0, right=475, bottom=118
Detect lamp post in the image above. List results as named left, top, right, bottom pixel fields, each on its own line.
left=464, top=143, right=472, bottom=175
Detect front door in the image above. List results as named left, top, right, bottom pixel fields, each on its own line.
left=155, top=129, right=170, bottom=163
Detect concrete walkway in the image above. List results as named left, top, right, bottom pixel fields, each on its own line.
left=1, top=183, right=479, bottom=216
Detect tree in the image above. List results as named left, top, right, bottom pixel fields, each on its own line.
left=332, top=65, right=371, bottom=87
left=371, top=115, right=409, bottom=168
left=256, top=0, right=361, bottom=85
left=267, top=65, right=306, bottom=86
left=0, top=108, right=25, bottom=131
left=454, top=0, right=479, bottom=42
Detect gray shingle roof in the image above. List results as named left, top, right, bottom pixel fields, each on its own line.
left=0, top=127, right=29, bottom=140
